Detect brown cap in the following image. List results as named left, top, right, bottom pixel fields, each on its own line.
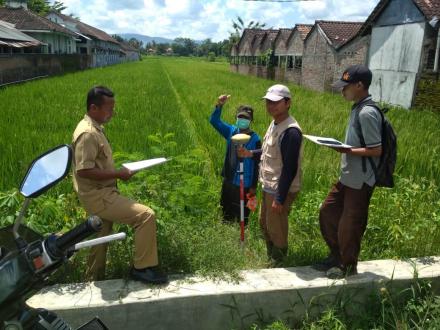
left=236, top=105, right=253, bottom=120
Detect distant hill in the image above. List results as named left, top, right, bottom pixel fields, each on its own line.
left=119, top=33, right=174, bottom=44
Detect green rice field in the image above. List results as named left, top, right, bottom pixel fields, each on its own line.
left=0, top=57, right=439, bottom=284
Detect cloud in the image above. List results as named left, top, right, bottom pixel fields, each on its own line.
left=109, top=0, right=145, bottom=10
left=56, top=0, right=380, bottom=41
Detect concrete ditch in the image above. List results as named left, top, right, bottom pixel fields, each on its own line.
left=27, top=257, right=440, bottom=329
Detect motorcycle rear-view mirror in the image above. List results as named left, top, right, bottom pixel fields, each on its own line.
left=20, top=145, right=72, bottom=198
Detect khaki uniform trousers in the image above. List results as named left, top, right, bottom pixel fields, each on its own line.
left=259, top=191, right=298, bottom=249
left=86, top=194, right=158, bottom=281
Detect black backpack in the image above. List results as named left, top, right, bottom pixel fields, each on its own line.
left=354, top=100, right=397, bottom=188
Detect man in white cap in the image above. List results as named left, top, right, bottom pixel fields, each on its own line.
left=239, top=84, right=302, bottom=264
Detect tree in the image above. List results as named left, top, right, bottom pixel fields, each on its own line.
left=230, top=15, right=266, bottom=44
left=112, top=34, right=125, bottom=43
left=156, top=43, right=170, bottom=55
left=51, top=1, right=67, bottom=13
left=172, top=38, right=197, bottom=56
left=28, top=0, right=51, bottom=15
left=224, top=16, right=267, bottom=59
left=128, top=37, right=143, bottom=50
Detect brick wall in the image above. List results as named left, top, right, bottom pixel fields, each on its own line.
left=237, top=64, right=251, bottom=75
left=285, top=68, right=301, bottom=85
left=274, top=67, right=285, bottom=81
left=286, top=32, right=304, bottom=55
left=414, top=73, right=440, bottom=112
left=301, top=29, right=335, bottom=92
left=334, top=35, right=370, bottom=84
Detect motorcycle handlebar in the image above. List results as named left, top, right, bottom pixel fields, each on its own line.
left=45, top=216, right=102, bottom=259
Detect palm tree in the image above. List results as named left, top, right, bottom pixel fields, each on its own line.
left=230, top=16, right=266, bottom=45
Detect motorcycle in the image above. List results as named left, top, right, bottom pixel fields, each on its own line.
left=0, top=145, right=125, bottom=329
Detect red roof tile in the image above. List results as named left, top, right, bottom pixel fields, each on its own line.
left=0, top=7, right=75, bottom=36
left=296, top=24, right=313, bottom=40
left=414, top=0, right=440, bottom=19
left=316, top=20, right=364, bottom=49
left=50, top=12, right=118, bottom=44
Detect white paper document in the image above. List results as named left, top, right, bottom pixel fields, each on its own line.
left=122, top=157, right=169, bottom=172
left=303, top=134, right=352, bottom=149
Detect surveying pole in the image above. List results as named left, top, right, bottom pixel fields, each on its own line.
left=231, top=133, right=251, bottom=247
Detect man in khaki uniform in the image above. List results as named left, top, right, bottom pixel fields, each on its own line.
left=239, top=84, right=302, bottom=264
left=72, top=86, right=168, bottom=284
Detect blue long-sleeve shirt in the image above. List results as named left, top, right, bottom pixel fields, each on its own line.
left=209, top=105, right=261, bottom=188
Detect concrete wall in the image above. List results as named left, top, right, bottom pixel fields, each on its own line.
left=0, top=54, right=91, bottom=85
left=369, top=22, right=425, bottom=108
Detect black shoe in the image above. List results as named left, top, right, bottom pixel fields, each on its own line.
left=312, top=255, right=340, bottom=271
left=130, top=266, right=169, bottom=284
left=326, top=266, right=358, bottom=279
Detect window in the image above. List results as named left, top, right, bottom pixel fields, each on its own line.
left=294, top=56, right=302, bottom=69
left=287, top=56, right=293, bottom=69
left=426, top=49, right=436, bottom=70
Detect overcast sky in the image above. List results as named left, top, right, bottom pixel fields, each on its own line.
left=57, top=0, right=380, bottom=41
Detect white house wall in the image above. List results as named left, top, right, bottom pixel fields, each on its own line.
left=368, top=22, right=425, bottom=108
left=28, top=32, right=75, bottom=54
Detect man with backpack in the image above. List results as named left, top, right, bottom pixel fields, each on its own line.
left=313, top=65, right=394, bottom=279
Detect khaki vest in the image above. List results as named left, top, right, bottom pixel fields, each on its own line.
left=259, top=116, right=302, bottom=193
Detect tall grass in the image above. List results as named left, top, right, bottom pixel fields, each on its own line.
left=0, top=57, right=439, bottom=283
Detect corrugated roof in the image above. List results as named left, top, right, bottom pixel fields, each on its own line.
left=312, top=20, right=364, bottom=49
left=0, top=19, right=42, bottom=47
left=50, top=12, right=119, bottom=44
left=0, top=7, right=76, bottom=36
left=0, top=39, right=41, bottom=47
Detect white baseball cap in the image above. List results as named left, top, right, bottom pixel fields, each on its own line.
left=262, top=84, right=291, bottom=101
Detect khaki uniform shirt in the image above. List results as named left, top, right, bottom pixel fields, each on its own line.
left=72, top=114, right=118, bottom=214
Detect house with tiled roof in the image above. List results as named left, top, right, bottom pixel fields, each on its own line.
left=283, top=24, right=313, bottom=84
left=46, top=11, right=125, bottom=67
left=256, top=29, right=278, bottom=78
left=301, top=20, right=364, bottom=92
left=118, top=40, right=141, bottom=62
left=230, top=43, right=238, bottom=65
left=234, top=28, right=265, bottom=75
left=273, top=28, right=293, bottom=81
left=358, top=0, right=440, bottom=109
left=0, top=3, right=77, bottom=54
